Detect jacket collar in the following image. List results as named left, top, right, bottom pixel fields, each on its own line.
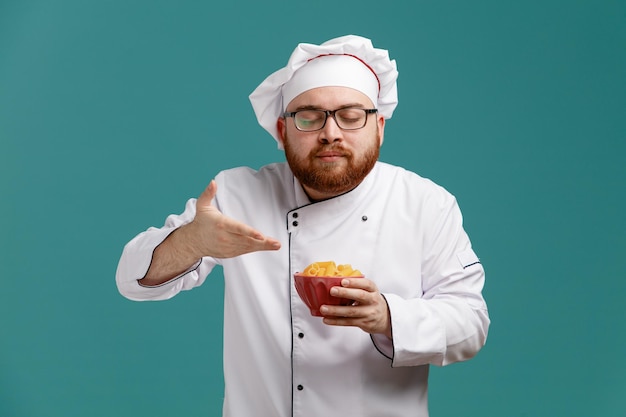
left=287, top=162, right=380, bottom=232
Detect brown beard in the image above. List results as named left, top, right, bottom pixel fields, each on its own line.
left=283, top=136, right=380, bottom=198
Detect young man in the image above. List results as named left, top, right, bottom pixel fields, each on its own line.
left=116, top=35, right=490, bottom=417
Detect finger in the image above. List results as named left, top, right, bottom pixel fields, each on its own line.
left=262, top=237, right=282, bottom=250
left=330, top=286, right=358, bottom=300
left=248, top=232, right=282, bottom=250
left=339, top=277, right=377, bottom=292
left=320, top=305, right=368, bottom=320
left=252, top=237, right=282, bottom=251
left=197, top=180, right=217, bottom=208
left=242, top=232, right=282, bottom=251
left=330, top=285, right=369, bottom=303
left=223, top=216, right=270, bottom=241
left=221, top=217, right=282, bottom=250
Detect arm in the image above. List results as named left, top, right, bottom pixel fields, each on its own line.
left=384, top=194, right=489, bottom=367
left=383, top=263, right=489, bottom=367
left=318, top=267, right=487, bottom=367
left=318, top=191, right=489, bottom=367
left=116, top=180, right=281, bottom=297
left=137, top=223, right=207, bottom=287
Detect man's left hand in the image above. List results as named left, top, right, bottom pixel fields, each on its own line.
left=320, top=278, right=392, bottom=338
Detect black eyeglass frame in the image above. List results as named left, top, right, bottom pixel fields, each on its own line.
left=282, top=108, right=378, bottom=131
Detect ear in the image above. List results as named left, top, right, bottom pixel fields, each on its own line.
left=377, top=116, right=385, bottom=146
left=276, top=117, right=286, bottom=147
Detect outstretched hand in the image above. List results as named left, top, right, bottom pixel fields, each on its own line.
left=189, top=180, right=282, bottom=258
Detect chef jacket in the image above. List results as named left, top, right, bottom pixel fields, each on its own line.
left=116, top=161, right=490, bottom=417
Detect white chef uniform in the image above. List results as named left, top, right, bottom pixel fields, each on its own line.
left=116, top=161, right=490, bottom=417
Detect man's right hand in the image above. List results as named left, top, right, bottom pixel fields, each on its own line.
left=139, top=180, right=281, bottom=286
left=188, top=180, right=281, bottom=258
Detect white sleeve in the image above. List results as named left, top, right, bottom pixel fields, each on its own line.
left=115, top=197, right=218, bottom=301
left=374, top=193, right=490, bottom=367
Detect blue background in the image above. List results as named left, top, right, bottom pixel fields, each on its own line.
left=1, top=0, right=625, bottom=416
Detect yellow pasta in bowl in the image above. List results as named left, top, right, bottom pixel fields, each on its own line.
left=301, top=261, right=363, bottom=277
left=294, top=261, right=364, bottom=316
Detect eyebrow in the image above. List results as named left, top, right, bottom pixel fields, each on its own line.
left=292, top=103, right=367, bottom=112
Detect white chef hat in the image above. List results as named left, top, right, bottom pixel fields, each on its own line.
left=249, top=34, right=399, bottom=149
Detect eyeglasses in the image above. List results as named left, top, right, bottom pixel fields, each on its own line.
left=283, top=107, right=378, bottom=132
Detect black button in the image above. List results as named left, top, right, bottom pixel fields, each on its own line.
left=297, top=385, right=304, bottom=391
left=292, top=221, right=299, bottom=226
left=362, top=215, right=368, bottom=221
left=298, top=332, right=304, bottom=338
left=292, top=212, right=298, bottom=218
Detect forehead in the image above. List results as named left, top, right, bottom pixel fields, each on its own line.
left=286, top=86, right=374, bottom=110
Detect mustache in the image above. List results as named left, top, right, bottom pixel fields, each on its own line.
left=311, top=144, right=351, bottom=155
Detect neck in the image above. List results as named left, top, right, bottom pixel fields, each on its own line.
left=302, top=183, right=358, bottom=202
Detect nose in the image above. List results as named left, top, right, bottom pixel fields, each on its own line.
left=319, top=114, right=343, bottom=143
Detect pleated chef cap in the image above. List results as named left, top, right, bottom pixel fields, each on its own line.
left=249, top=35, right=399, bottom=149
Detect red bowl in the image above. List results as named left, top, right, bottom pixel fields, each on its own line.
left=294, top=273, right=364, bottom=317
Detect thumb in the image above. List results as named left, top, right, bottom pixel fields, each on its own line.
left=197, top=180, right=217, bottom=209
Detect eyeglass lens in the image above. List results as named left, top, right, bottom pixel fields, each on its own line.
left=295, top=108, right=370, bottom=131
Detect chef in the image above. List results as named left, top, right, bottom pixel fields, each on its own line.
left=116, top=34, right=490, bottom=417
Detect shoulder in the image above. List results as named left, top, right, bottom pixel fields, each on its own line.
left=213, top=162, right=293, bottom=206
left=375, top=162, right=452, bottom=197
left=372, top=162, right=460, bottom=218
left=373, top=163, right=463, bottom=227
left=216, top=162, right=291, bottom=185
left=212, top=162, right=294, bottom=216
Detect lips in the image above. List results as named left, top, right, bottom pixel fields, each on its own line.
left=315, top=146, right=349, bottom=159
left=317, top=151, right=345, bottom=158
